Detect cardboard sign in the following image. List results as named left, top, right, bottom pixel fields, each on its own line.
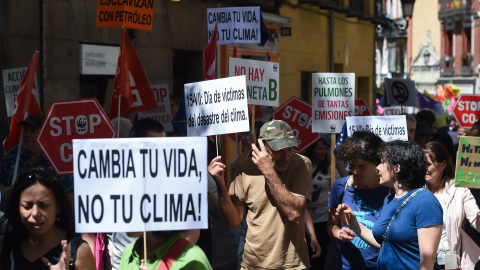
left=137, top=84, right=173, bottom=132
left=2, top=67, right=40, bottom=117
left=73, top=137, right=209, bottom=233
left=383, top=106, right=415, bottom=115
left=385, top=78, right=419, bottom=107
left=455, top=136, right=480, bottom=189
left=97, top=0, right=155, bottom=30
left=312, top=73, right=355, bottom=134
left=229, top=58, right=279, bottom=107
left=207, top=7, right=261, bottom=45
left=346, top=115, right=408, bottom=142
left=185, top=76, right=250, bottom=137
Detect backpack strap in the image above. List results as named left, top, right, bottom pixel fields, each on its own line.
left=157, top=238, right=190, bottom=270
left=68, top=237, right=87, bottom=270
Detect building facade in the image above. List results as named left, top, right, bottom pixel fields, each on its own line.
left=0, top=0, right=381, bottom=159
left=438, top=0, right=480, bottom=94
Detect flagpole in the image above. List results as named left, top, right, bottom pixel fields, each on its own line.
left=12, top=131, right=23, bottom=186
left=117, top=113, right=120, bottom=138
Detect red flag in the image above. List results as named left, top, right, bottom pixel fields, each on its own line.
left=4, top=51, right=42, bottom=154
left=109, top=29, right=158, bottom=119
left=203, top=23, right=218, bottom=81
left=233, top=44, right=238, bottom=58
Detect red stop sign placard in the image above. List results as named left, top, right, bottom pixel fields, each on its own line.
left=354, top=98, right=373, bottom=116
left=37, top=98, right=117, bottom=175
left=273, top=97, right=321, bottom=153
left=452, top=94, right=480, bottom=129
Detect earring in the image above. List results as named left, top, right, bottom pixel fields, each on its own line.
left=55, top=215, right=60, bottom=223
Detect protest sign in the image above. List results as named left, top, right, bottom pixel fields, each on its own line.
left=37, top=99, right=117, bottom=175
left=185, top=76, right=250, bottom=137
left=346, top=115, right=408, bottom=142
left=2, top=67, right=40, bottom=117
left=312, top=73, right=355, bottom=133
left=97, top=0, right=154, bottom=30
left=73, top=137, right=208, bottom=233
left=207, top=7, right=261, bottom=45
left=354, top=98, right=373, bottom=116
left=455, top=136, right=480, bottom=189
left=229, top=58, right=279, bottom=107
left=385, top=78, right=419, bottom=107
left=273, top=97, right=321, bottom=153
left=452, top=94, right=480, bottom=129
left=383, top=106, right=415, bottom=115
left=137, top=84, right=173, bottom=132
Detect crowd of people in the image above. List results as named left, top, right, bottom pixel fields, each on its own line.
left=0, top=107, right=480, bottom=270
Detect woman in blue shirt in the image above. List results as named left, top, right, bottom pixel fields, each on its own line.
left=336, top=140, right=443, bottom=270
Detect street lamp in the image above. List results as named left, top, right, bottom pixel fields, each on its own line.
left=423, top=50, right=430, bottom=65
left=401, top=0, right=415, bottom=18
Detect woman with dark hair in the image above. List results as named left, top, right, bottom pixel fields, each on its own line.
left=0, top=167, right=95, bottom=269
left=305, top=137, right=347, bottom=269
left=336, top=140, right=443, bottom=269
left=423, top=141, right=480, bottom=269
left=327, top=131, right=390, bottom=270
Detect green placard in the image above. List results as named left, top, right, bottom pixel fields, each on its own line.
left=455, top=136, right=480, bottom=188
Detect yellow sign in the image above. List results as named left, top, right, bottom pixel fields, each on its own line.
left=455, top=136, right=480, bottom=188
left=97, top=0, right=154, bottom=31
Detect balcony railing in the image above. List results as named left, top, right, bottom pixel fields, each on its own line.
left=461, top=65, right=473, bottom=76
left=439, top=0, right=473, bottom=19
left=443, top=67, right=454, bottom=77
left=439, top=0, right=472, bottom=11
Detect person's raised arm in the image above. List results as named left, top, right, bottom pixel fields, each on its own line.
left=208, top=156, right=244, bottom=229
left=418, top=225, right=442, bottom=270
left=251, top=139, right=306, bottom=222
left=335, top=203, right=381, bottom=250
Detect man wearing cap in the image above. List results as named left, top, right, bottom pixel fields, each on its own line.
left=0, top=115, right=73, bottom=209
left=209, top=120, right=312, bottom=269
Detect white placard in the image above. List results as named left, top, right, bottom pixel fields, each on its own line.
left=312, top=73, right=355, bottom=134
left=185, top=76, right=250, bottom=136
left=229, top=58, right=279, bottom=106
left=2, top=67, right=40, bottom=117
left=137, top=84, right=173, bottom=132
left=385, top=78, right=419, bottom=107
left=346, top=115, right=408, bottom=142
left=383, top=106, right=415, bottom=115
left=73, top=137, right=208, bottom=233
left=207, top=7, right=261, bottom=45
left=79, top=44, right=120, bottom=75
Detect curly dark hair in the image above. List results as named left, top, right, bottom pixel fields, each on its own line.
left=336, top=131, right=383, bottom=165
left=380, top=140, right=426, bottom=189
left=422, top=141, right=454, bottom=187
left=1, top=167, right=74, bottom=268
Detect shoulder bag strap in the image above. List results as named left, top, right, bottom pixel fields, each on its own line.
left=157, top=238, right=190, bottom=270
left=381, top=188, right=425, bottom=247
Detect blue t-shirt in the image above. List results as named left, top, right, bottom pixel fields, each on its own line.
left=328, top=176, right=390, bottom=270
left=372, top=188, right=443, bottom=270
